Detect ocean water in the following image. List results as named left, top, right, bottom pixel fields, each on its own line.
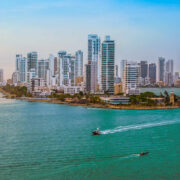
left=0, top=94, right=180, bottom=180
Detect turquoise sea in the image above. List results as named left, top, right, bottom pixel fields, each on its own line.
left=0, top=93, right=180, bottom=180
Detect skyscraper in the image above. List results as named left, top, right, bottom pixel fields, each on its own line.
left=149, top=63, right=156, bottom=84
left=38, top=59, right=47, bottom=79
left=57, top=52, right=75, bottom=86
left=19, top=57, right=27, bottom=83
left=140, top=61, right=148, bottom=78
left=54, top=57, right=58, bottom=75
left=57, top=51, right=67, bottom=86
left=27, top=52, right=38, bottom=75
left=70, top=56, right=76, bottom=86
left=123, top=62, right=140, bottom=95
left=75, top=50, right=83, bottom=78
left=120, top=60, right=127, bottom=80
left=16, top=54, right=22, bottom=72
left=115, top=65, right=119, bottom=77
left=165, top=59, right=174, bottom=86
left=0, top=69, right=3, bottom=83
left=87, top=34, right=101, bottom=93
left=85, top=64, right=91, bottom=92
left=157, top=57, right=165, bottom=82
left=101, top=36, right=115, bottom=94
left=49, top=54, right=55, bottom=77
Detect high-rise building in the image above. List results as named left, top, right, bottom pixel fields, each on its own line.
left=15, top=54, right=27, bottom=83
left=27, top=69, right=36, bottom=92
left=0, top=69, right=3, bottom=83
left=75, top=50, right=83, bottom=78
left=19, top=57, right=27, bottom=83
left=139, top=61, right=148, bottom=86
left=38, top=59, right=46, bottom=79
left=120, top=60, right=127, bottom=80
left=57, top=52, right=75, bottom=86
left=123, top=62, right=140, bottom=95
left=27, top=52, right=38, bottom=75
left=87, top=34, right=101, bottom=93
left=101, top=36, right=115, bottom=94
left=165, top=60, right=174, bottom=86
left=140, top=61, right=148, bottom=78
left=57, top=51, right=67, bottom=86
left=54, top=57, right=58, bottom=75
left=157, top=57, right=165, bottom=82
left=174, top=72, right=179, bottom=82
left=71, top=56, right=76, bottom=86
left=115, top=65, right=119, bottom=77
left=85, top=64, right=91, bottom=92
left=49, top=54, right=55, bottom=77
left=61, top=54, right=71, bottom=86
left=16, top=54, right=22, bottom=72
left=12, top=71, right=20, bottom=85
left=149, top=63, right=156, bottom=84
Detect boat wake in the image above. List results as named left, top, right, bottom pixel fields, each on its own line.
left=101, top=120, right=180, bottom=135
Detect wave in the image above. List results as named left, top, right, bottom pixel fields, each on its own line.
left=101, top=120, right=180, bottom=135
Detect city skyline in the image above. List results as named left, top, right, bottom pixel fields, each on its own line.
left=1, top=0, right=180, bottom=78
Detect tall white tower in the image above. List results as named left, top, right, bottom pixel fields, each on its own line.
left=87, top=34, right=101, bottom=93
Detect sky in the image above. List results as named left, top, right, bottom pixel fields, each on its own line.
left=0, top=0, right=180, bottom=79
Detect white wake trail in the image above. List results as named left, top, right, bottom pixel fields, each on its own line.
left=101, top=120, right=180, bottom=135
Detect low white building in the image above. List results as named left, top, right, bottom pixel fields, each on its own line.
left=63, top=85, right=84, bottom=95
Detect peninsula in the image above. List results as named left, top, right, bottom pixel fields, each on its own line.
left=1, top=85, right=180, bottom=110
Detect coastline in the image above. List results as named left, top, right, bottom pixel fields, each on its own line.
left=1, top=88, right=180, bottom=110
left=18, top=97, right=180, bottom=110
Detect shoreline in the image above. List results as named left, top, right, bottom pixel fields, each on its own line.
left=1, top=88, right=180, bottom=110
left=18, top=97, right=180, bottom=110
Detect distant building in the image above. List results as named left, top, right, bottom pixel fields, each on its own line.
left=38, top=59, right=49, bottom=80
left=87, top=34, right=101, bottom=93
left=174, top=72, right=179, bottom=82
left=27, top=69, right=36, bottom=92
left=139, top=61, right=148, bottom=86
left=165, top=60, right=174, bottom=86
left=149, top=63, right=156, bottom=84
left=175, top=79, right=180, bottom=87
left=19, top=57, right=27, bottom=83
left=64, top=86, right=82, bottom=95
left=12, top=71, right=20, bottom=85
left=100, top=96, right=130, bottom=105
left=101, top=36, right=115, bottom=95
left=27, top=52, right=38, bottom=75
left=120, top=60, right=127, bottom=80
left=49, top=54, right=55, bottom=77
left=16, top=54, right=22, bottom=72
left=114, top=83, right=123, bottom=95
left=157, top=57, right=165, bottom=82
left=85, top=64, right=91, bottom=92
left=0, top=69, right=3, bottom=83
left=140, top=61, right=148, bottom=78
left=54, top=57, right=58, bottom=75
left=114, top=77, right=121, bottom=84
left=75, top=50, right=83, bottom=77
left=57, top=51, right=67, bottom=86
left=57, top=52, right=75, bottom=87
left=115, top=65, right=119, bottom=77
left=123, top=62, right=140, bottom=95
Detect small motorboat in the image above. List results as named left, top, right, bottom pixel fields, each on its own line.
left=92, top=128, right=101, bottom=136
left=139, top=152, right=149, bottom=156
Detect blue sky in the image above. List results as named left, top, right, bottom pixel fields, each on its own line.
left=0, top=0, right=180, bottom=78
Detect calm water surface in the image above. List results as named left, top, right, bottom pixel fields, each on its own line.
left=0, top=94, right=180, bottom=179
